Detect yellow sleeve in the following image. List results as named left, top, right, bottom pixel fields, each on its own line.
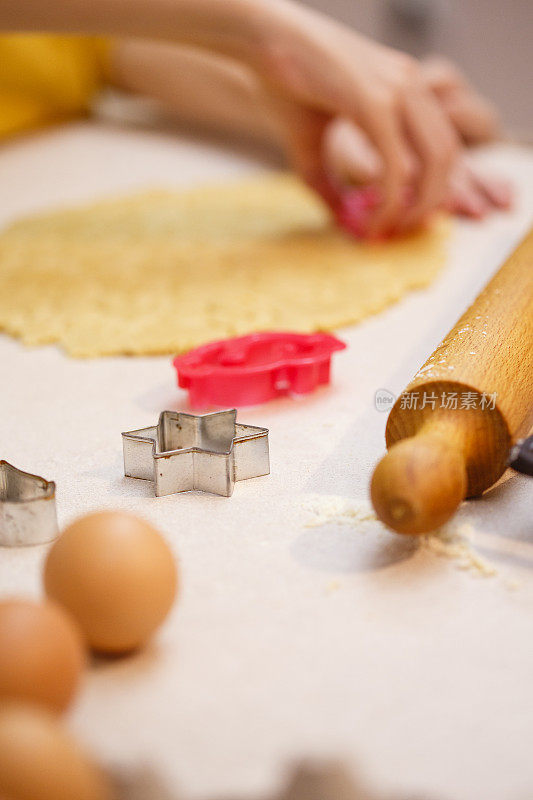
left=0, top=34, right=109, bottom=140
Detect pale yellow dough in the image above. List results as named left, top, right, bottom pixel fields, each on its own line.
left=0, top=174, right=450, bottom=357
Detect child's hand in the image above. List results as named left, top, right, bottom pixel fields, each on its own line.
left=323, top=117, right=512, bottom=232
left=13, top=0, right=504, bottom=236
left=256, top=2, right=458, bottom=236
left=0, top=0, right=459, bottom=235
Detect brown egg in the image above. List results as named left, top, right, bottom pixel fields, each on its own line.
left=44, top=511, right=177, bottom=654
left=0, top=703, right=115, bottom=800
left=0, top=598, right=85, bottom=713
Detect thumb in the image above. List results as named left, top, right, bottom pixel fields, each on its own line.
left=324, top=118, right=383, bottom=186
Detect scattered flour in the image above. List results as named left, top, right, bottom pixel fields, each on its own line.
left=504, top=578, right=523, bottom=591
left=303, top=495, right=378, bottom=528
left=420, top=522, right=497, bottom=577
left=301, top=495, right=497, bottom=578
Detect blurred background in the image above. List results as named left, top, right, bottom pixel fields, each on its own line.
left=301, top=0, right=532, bottom=140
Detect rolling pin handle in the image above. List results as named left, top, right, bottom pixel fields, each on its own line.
left=370, top=430, right=467, bottom=534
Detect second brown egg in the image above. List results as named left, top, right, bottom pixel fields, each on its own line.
left=0, top=598, right=85, bottom=713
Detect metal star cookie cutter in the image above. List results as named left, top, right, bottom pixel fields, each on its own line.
left=122, top=409, right=270, bottom=497
left=0, top=461, right=59, bottom=547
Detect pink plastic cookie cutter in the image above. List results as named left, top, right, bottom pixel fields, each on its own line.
left=334, top=185, right=415, bottom=238
left=173, top=332, right=347, bottom=408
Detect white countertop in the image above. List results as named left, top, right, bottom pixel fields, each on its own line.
left=0, top=120, right=532, bottom=800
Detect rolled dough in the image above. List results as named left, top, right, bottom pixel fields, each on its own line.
left=0, top=174, right=450, bottom=357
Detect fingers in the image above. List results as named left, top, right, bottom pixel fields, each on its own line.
left=445, top=158, right=514, bottom=218
left=421, top=56, right=501, bottom=144
left=261, top=10, right=496, bottom=236
left=324, top=118, right=382, bottom=186
left=260, top=18, right=460, bottom=234
left=445, top=163, right=489, bottom=218
left=471, top=170, right=513, bottom=209
left=343, top=57, right=457, bottom=236
left=396, top=84, right=458, bottom=231
left=330, top=95, right=455, bottom=236
left=440, top=91, right=501, bottom=145
left=421, top=56, right=463, bottom=93
left=358, top=98, right=413, bottom=236
left=256, top=4, right=503, bottom=234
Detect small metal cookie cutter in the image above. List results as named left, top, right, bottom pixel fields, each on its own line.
left=122, top=409, right=270, bottom=497
left=0, top=461, right=59, bottom=546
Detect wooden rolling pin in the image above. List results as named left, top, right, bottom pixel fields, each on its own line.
left=371, top=228, right=533, bottom=534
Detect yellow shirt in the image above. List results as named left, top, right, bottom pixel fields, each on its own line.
left=0, top=34, right=108, bottom=139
